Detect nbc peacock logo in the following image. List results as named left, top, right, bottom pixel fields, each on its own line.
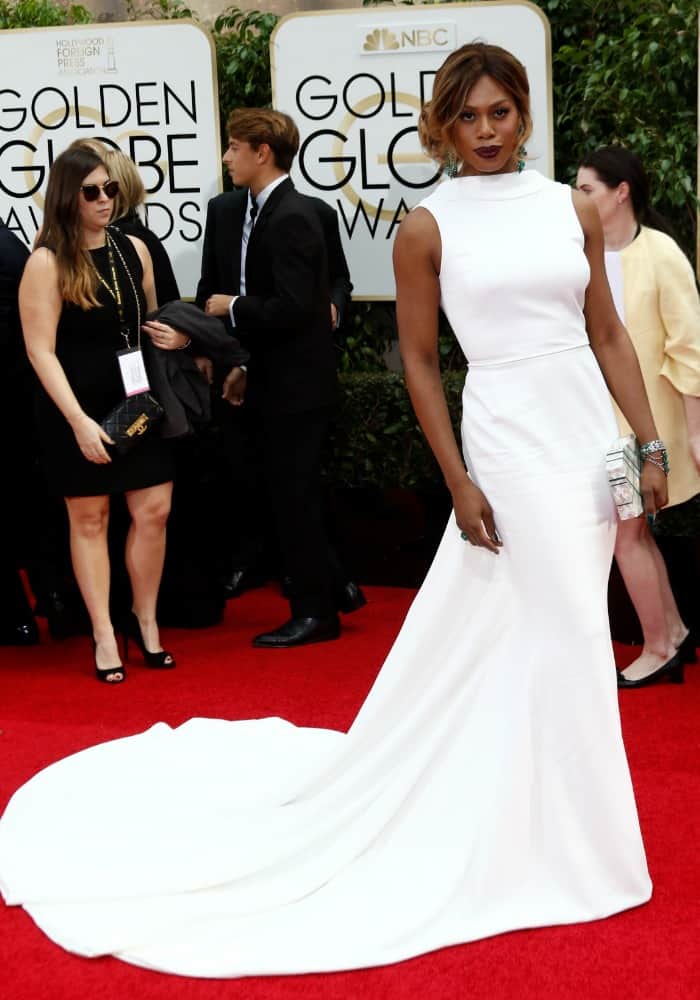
left=360, top=22, right=455, bottom=55
left=363, top=28, right=399, bottom=52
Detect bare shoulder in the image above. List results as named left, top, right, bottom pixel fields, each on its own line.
left=23, top=245, right=58, bottom=281
left=393, top=206, right=441, bottom=274
left=395, top=206, right=439, bottom=248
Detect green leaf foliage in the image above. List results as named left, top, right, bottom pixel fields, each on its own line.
left=213, top=6, right=278, bottom=138
left=0, top=0, right=90, bottom=27
left=325, top=371, right=464, bottom=488
left=542, top=0, right=698, bottom=256
left=124, top=0, right=195, bottom=20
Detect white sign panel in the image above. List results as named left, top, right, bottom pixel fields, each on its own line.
left=272, top=2, right=552, bottom=299
left=0, top=20, right=221, bottom=298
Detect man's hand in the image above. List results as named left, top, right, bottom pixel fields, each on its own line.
left=330, top=303, right=339, bottom=330
left=206, top=294, right=234, bottom=318
left=222, top=366, right=247, bottom=407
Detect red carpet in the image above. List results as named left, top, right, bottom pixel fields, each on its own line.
left=1, top=585, right=698, bottom=1000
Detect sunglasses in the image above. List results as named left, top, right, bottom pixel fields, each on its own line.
left=80, top=180, right=119, bottom=201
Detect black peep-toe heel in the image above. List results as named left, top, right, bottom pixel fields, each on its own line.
left=93, top=640, right=126, bottom=684
left=122, top=611, right=176, bottom=669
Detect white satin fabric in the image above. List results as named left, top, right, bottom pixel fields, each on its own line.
left=0, top=172, right=651, bottom=978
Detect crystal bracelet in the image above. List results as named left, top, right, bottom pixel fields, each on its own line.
left=639, top=439, right=666, bottom=456
left=639, top=439, right=669, bottom=475
left=643, top=454, right=669, bottom=474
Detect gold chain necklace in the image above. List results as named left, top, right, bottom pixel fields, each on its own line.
left=92, top=230, right=141, bottom=349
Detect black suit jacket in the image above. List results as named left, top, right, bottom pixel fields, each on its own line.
left=0, top=223, right=30, bottom=379
left=308, top=197, right=352, bottom=327
left=196, top=180, right=337, bottom=415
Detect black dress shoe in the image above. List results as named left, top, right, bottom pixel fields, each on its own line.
left=253, top=616, right=341, bottom=648
left=617, top=650, right=684, bottom=689
left=0, top=620, right=40, bottom=646
left=336, top=581, right=367, bottom=614
left=222, top=566, right=270, bottom=599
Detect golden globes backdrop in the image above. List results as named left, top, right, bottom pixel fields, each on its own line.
left=271, top=1, right=552, bottom=299
left=0, top=20, right=221, bottom=298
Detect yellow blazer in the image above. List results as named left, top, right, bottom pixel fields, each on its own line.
left=613, top=226, right=700, bottom=508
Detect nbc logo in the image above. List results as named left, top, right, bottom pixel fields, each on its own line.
left=361, top=23, right=455, bottom=55
left=363, top=28, right=399, bottom=52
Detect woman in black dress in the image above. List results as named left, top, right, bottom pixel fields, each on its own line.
left=19, top=144, right=188, bottom=682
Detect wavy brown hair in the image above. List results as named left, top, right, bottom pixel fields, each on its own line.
left=37, top=142, right=107, bottom=309
left=226, top=108, right=299, bottom=173
left=419, top=43, right=532, bottom=172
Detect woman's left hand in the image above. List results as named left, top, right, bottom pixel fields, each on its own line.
left=142, top=320, right=189, bottom=351
left=640, top=460, right=668, bottom=520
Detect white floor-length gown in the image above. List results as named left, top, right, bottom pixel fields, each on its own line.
left=0, top=170, right=651, bottom=978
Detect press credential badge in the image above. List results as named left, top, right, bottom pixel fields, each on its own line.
left=117, top=348, right=150, bottom=396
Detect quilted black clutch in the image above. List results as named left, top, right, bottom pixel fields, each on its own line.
left=100, top=392, right=164, bottom=455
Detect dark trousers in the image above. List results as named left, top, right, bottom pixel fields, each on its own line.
left=217, top=399, right=277, bottom=574
left=261, top=406, right=335, bottom=619
left=218, top=396, right=340, bottom=619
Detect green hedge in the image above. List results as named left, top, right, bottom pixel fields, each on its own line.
left=326, top=371, right=464, bottom=490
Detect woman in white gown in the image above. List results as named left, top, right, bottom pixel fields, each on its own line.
left=0, top=44, right=668, bottom=978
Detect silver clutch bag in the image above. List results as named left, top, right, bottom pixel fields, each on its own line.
left=606, top=434, right=643, bottom=520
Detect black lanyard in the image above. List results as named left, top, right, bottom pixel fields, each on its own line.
left=94, top=232, right=132, bottom=348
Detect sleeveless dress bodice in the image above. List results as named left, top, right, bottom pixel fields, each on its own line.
left=422, top=171, right=590, bottom=367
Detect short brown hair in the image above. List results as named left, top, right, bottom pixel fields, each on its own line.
left=226, top=108, right=299, bottom=173
left=419, top=43, right=532, bottom=170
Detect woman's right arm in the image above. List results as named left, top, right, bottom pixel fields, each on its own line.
left=393, top=208, right=502, bottom=553
left=20, top=249, right=113, bottom=464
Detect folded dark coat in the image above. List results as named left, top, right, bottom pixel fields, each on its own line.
left=144, top=302, right=250, bottom=439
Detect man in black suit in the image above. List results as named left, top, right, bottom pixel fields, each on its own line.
left=212, top=193, right=358, bottom=604
left=196, top=109, right=341, bottom=647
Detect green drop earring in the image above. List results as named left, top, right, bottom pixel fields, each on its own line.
left=517, top=145, right=527, bottom=173
left=444, top=152, right=459, bottom=178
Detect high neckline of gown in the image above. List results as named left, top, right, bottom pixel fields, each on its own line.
left=449, top=169, right=548, bottom=199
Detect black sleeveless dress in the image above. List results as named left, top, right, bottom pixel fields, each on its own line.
left=35, top=229, right=174, bottom=497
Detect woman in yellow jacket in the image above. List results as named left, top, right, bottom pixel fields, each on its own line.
left=577, top=146, right=700, bottom=687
